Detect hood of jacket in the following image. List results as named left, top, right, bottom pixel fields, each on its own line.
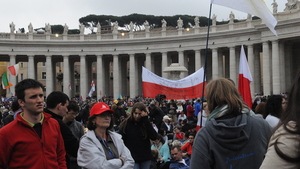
left=206, top=113, right=252, bottom=150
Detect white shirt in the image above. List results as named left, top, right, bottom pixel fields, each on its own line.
left=197, top=110, right=207, bottom=127
left=265, top=115, right=280, bottom=130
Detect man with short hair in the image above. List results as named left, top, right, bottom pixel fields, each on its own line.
left=180, top=133, right=195, bottom=157
left=44, top=91, right=79, bottom=169
left=63, top=100, right=84, bottom=169
left=0, top=79, right=66, bottom=168
left=169, top=146, right=190, bottom=169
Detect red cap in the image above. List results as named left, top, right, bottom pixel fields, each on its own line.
left=89, top=102, right=115, bottom=117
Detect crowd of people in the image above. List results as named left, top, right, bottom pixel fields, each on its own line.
left=0, top=70, right=300, bottom=169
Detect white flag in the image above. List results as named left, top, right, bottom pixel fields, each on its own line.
left=211, top=0, right=277, bottom=36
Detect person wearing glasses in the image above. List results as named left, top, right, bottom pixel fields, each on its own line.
left=180, top=133, right=195, bottom=158
left=119, top=102, right=158, bottom=169
left=77, top=102, right=134, bottom=169
left=63, top=100, right=84, bottom=169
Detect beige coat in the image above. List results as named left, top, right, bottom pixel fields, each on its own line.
left=260, top=121, right=300, bottom=169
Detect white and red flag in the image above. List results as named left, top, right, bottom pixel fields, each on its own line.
left=68, top=83, right=72, bottom=90
left=211, top=0, right=277, bottom=36
left=238, top=45, right=253, bottom=109
left=142, top=67, right=206, bottom=100
left=88, top=81, right=95, bottom=97
left=8, top=63, right=20, bottom=76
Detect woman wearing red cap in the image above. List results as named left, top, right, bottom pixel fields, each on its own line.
left=77, top=102, right=134, bottom=169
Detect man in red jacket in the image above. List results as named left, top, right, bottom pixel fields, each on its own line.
left=0, top=79, right=67, bottom=169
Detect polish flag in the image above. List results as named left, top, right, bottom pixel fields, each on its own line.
left=8, top=63, right=20, bottom=76
left=142, top=67, right=206, bottom=100
left=238, top=45, right=253, bottom=109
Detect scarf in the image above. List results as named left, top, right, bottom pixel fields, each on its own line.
left=207, top=104, right=254, bottom=123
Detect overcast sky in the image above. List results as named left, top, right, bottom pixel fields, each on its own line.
left=0, top=0, right=285, bottom=33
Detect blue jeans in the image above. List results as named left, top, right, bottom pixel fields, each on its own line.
left=134, top=160, right=151, bottom=169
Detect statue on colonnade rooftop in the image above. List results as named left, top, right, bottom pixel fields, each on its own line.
left=272, top=0, right=278, bottom=14
left=28, top=23, right=33, bottom=33
left=9, top=22, right=15, bottom=34
left=194, top=16, right=200, bottom=28
left=285, top=0, right=299, bottom=11
left=97, top=22, right=101, bottom=34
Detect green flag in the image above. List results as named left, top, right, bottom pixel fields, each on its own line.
left=2, top=72, right=13, bottom=89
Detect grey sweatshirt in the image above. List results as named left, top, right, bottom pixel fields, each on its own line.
left=190, top=114, right=272, bottom=169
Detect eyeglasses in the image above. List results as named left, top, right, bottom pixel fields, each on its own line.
left=96, top=113, right=112, bottom=118
left=69, top=113, right=79, bottom=116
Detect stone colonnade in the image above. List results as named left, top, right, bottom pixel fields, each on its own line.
left=5, top=39, right=291, bottom=100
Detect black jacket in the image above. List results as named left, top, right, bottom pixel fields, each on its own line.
left=119, top=116, right=157, bottom=162
left=44, top=109, right=79, bottom=157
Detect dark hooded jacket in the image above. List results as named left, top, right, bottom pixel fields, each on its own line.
left=191, top=113, right=272, bottom=169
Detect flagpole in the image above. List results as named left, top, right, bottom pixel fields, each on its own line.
left=200, top=3, right=213, bottom=127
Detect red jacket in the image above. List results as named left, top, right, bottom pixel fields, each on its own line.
left=187, top=105, right=194, bottom=117
left=0, top=112, right=66, bottom=169
left=181, top=141, right=193, bottom=155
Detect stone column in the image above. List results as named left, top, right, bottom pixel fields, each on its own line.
left=96, top=55, right=104, bottom=100
left=285, top=43, right=292, bottom=90
left=218, top=49, right=223, bottom=77
left=113, top=54, right=120, bottom=99
left=212, top=48, right=219, bottom=80
left=178, top=50, right=184, bottom=79
left=229, top=46, right=237, bottom=84
left=69, top=61, right=75, bottom=98
left=195, top=50, right=201, bottom=71
left=162, top=52, right=168, bottom=78
left=247, top=44, right=255, bottom=98
left=253, top=46, right=261, bottom=94
left=46, top=55, right=53, bottom=97
left=120, top=58, right=128, bottom=96
left=9, top=55, right=17, bottom=96
left=129, top=54, right=137, bottom=98
left=80, top=55, right=87, bottom=98
left=145, top=53, right=151, bottom=71
left=279, top=42, right=286, bottom=92
left=262, top=42, right=271, bottom=96
left=63, top=55, right=71, bottom=97
left=272, top=40, right=280, bottom=94
left=28, top=55, right=35, bottom=79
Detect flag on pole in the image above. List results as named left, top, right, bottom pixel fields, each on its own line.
left=118, top=93, right=123, bottom=99
left=8, top=63, right=20, bottom=76
left=2, top=72, right=13, bottom=89
left=142, top=67, right=206, bottom=100
left=238, top=45, right=253, bottom=109
left=68, top=83, right=72, bottom=90
left=88, top=81, right=95, bottom=97
left=211, top=0, right=277, bottom=36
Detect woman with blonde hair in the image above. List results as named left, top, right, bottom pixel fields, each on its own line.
left=190, top=78, right=271, bottom=169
